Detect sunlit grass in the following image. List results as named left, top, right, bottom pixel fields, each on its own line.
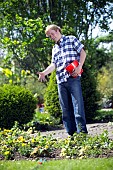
left=0, top=158, right=113, bottom=170
left=38, top=158, right=113, bottom=170
left=0, top=160, right=37, bottom=170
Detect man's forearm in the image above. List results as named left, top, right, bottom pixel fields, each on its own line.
left=79, top=49, right=86, bottom=67
left=43, top=63, right=55, bottom=76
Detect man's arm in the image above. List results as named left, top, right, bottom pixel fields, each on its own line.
left=72, top=48, right=86, bottom=77
left=79, top=48, right=86, bottom=67
left=38, top=63, right=55, bottom=82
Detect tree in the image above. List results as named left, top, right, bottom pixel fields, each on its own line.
left=0, top=0, right=113, bottom=72
left=0, top=0, right=113, bottom=122
left=97, top=63, right=113, bottom=99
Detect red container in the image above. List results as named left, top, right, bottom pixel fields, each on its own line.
left=65, top=60, right=83, bottom=78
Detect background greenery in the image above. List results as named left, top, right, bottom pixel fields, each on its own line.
left=0, top=0, right=113, bottom=124
left=0, top=2, right=113, bottom=168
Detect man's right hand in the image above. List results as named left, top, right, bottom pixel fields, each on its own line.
left=37, top=72, right=47, bottom=82
left=37, top=63, right=55, bottom=82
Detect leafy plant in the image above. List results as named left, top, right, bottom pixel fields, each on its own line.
left=44, top=71, right=62, bottom=123
left=0, top=84, right=37, bottom=129
left=94, top=110, right=113, bottom=122
left=0, top=122, right=113, bottom=160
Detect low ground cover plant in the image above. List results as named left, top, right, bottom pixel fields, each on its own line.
left=22, top=111, right=61, bottom=132
left=0, top=122, right=113, bottom=161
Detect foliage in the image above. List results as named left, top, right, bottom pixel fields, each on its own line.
left=85, top=35, right=113, bottom=110
left=25, top=75, right=46, bottom=103
left=23, top=111, right=61, bottom=131
left=81, top=63, right=100, bottom=122
left=44, top=71, right=62, bottom=122
left=83, top=34, right=113, bottom=120
left=0, top=10, right=52, bottom=72
left=0, top=0, right=113, bottom=123
left=94, top=110, right=113, bottom=123
left=0, top=0, right=113, bottom=72
left=95, top=31, right=113, bottom=44
left=0, top=122, right=113, bottom=160
left=0, top=84, right=37, bottom=129
left=97, top=62, right=113, bottom=101
left=0, top=66, right=31, bottom=85
left=91, top=33, right=113, bottom=71
left=0, top=123, right=56, bottom=160
left=34, top=111, right=60, bottom=127
left=59, top=131, right=113, bottom=159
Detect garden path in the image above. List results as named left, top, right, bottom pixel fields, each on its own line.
left=40, top=122, right=113, bottom=139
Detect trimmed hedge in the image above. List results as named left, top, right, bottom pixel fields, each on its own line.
left=0, top=84, right=37, bottom=129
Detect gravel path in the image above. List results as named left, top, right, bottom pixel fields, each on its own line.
left=40, top=122, right=113, bottom=139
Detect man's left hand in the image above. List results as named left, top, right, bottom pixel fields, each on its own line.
left=71, top=65, right=82, bottom=77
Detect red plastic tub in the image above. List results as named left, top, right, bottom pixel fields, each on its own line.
left=65, top=60, right=83, bottom=78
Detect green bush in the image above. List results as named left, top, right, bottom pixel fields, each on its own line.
left=81, top=63, right=100, bottom=123
left=94, top=109, right=113, bottom=122
left=44, top=71, right=62, bottom=123
left=0, top=84, right=37, bottom=129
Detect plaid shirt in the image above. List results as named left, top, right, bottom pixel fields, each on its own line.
left=51, top=35, right=84, bottom=84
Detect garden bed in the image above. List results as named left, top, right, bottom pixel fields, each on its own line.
left=0, top=122, right=113, bottom=161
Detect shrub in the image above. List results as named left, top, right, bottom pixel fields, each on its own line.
left=0, top=84, right=37, bottom=129
left=81, top=64, right=100, bottom=123
left=94, top=109, right=113, bottom=122
left=44, top=71, right=62, bottom=123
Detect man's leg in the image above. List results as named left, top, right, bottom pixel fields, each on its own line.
left=58, top=82, right=77, bottom=136
left=68, top=77, right=88, bottom=133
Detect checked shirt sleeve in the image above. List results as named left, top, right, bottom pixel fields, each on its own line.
left=72, top=37, right=84, bottom=54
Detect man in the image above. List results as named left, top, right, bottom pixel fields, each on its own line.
left=38, top=24, right=88, bottom=135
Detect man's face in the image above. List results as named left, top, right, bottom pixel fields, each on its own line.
left=47, top=29, right=60, bottom=42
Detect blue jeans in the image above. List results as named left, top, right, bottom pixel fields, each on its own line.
left=58, top=76, right=88, bottom=135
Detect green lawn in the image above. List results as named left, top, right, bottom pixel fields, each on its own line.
left=0, top=158, right=113, bottom=170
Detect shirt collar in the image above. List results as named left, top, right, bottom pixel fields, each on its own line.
left=56, top=35, right=65, bottom=46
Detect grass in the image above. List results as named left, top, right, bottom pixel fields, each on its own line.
left=0, top=160, right=37, bottom=170
left=0, top=158, right=113, bottom=170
